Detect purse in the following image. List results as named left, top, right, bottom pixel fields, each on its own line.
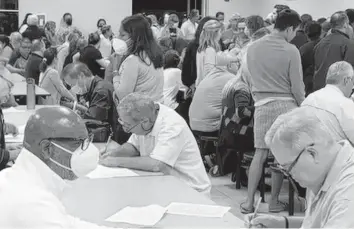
left=83, top=119, right=111, bottom=142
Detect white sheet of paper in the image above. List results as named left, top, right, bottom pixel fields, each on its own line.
left=5, top=134, right=24, bottom=143
left=166, top=202, right=230, bottom=218
left=2, top=107, right=25, bottom=113
left=18, top=125, right=26, bottom=134
left=106, top=205, right=166, bottom=226
left=87, top=165, right=139, bottom=179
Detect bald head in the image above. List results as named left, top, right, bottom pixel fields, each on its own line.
left=330, top=11, right=349, bottom=29
left=24, top=107, right=88, bottom=150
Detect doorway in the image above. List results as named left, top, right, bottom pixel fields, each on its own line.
left=133, top=0, right=202, bottom=25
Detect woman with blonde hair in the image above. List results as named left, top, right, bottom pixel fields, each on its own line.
left=196, top=20, right=238, bottom=86
left=158, top=13, right=184, bottom=39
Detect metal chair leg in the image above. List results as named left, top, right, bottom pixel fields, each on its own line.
left=260, top=162, right=266, bottom=203
left=289, top=180, right=295, bottom=216
left=235, top=152, right=241, bottom=189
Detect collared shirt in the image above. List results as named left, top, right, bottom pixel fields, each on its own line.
left=181, top=19, right=198, bottom=40
left=0, top=148, right=113, bottom=228
left=128, top=104, right=211, bottom=194
left=301, top=140, right=354, bottom=228
left=302, top=84, right=354, bottom=145
left=163, top=68, right=183, bottom=110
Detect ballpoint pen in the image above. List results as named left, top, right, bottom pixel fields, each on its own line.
left=249, top=198, right=262, bottom=228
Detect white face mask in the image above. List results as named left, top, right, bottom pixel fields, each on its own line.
left=112, top=38, right=128, bottom=55
left=50, top=142, right=99, bottom=178
left=173, top=23, right=179, bottom=28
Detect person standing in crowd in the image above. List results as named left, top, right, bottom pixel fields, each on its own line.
left=57, top=13, right=75, bottom=45
left=181, top=9, right=200, bottom=41
left=56, top=31, right=81, bottom=75
left=79, top=32, right=109, bottom=79
left=62, top=33, right=80, bottom=69
left=158, top=13, right=184, bottom=40
left=112, top=14, right=164, bottom=103
left=179, top=16, right=214, bottom=125
left=38, top=48, right=76, bottom=105
left=300, top=21, right=322, bottom=96
left=216, top=12, right=225, bottom=23
left=99, top=25, right=113, bottom=59
left=346, top=9, right=354, bottom=29
left=0, top=77, right=21, bottom=171
left=96, top=18, right=107, bottom=34
left=221, top=13, right=241, bottom=48
left=246, top=106, right=354, bottom=228
left=267, top=4, right=290, bottom=31
left=25, top=39, right=45, bottom=85
left=0, top=35, right=14, bottom=62
left=43, top=21, right=59, bottom=48
left=196, top=20, right=238, bottom=87
left=241, top=9, right=304, bottom=214
left=302, top=61, right=354, bottom=144
left=9, top=32, right=22, bottom=52
left=22, top=14, right=46, bottom=41
left=18, top=13, right=32, bottom=34
left=146, top=14, right=160, bottom=39
left=6, top=37, right=31, bottom=75
left=290, top=14, right=312, bottom=49
left=314, top=11, right=354, bottom=92
left=163, top=50, right=183, bottom=111
left=100, top=93, right=212, bottom=195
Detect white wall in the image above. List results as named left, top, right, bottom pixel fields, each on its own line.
left=19, top=0, right=132, bottom=36
left=259, top=0, right=354, bottom=19
left=207, top=0, right=263, bottom=21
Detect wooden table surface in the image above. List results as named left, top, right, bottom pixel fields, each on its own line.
left=61, top=175, right=244, bottom=228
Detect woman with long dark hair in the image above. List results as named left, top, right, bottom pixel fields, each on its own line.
left=112, top=14, right=164, bottom=103
left=0, top=35, right=13, bottom=62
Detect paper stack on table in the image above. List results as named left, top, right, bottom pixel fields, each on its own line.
left=2, top=107, right=25, bottom=113
left=166, top=202, right=230, bottom=218
left=106, top=205, right=166, bottom=226
left=87, top=165, right=139, bottom=179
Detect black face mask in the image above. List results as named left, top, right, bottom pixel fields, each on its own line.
left=65, top=18, right=72, bottom=26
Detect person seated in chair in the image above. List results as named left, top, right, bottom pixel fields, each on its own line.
left=61, top=63, right=116, bottom=142
left=100, top=93, right=211, bottom=195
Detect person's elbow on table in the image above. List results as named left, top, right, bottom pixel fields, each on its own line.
left=244, top=213, right=303, bottom=228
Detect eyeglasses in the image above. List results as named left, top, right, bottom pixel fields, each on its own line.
left=48, top=134, right=94, bottom=151
left=118, top=118, right=144, bottom=133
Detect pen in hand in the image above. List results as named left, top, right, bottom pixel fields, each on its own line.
left=249, top=198, right=262, bottom=228
left=102, top=135, right=112, bottom=157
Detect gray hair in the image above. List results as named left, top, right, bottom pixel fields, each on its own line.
left=117, top=93, right=155, bottom=122
left=27, top=14, right=39, bottom=26
left=330, top=11, right=349, bottom=29
left=326, top=61, right=354, bottom=85
left=265, top=106, right=334, bottom=157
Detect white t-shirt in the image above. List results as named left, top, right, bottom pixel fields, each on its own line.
left=128, top=104, right=211, bottom=195
left=163, top=68, right=182, bottom=109
left=0, top=148, right=114, bottom=229
left=99, top=34, right=112, bottom=59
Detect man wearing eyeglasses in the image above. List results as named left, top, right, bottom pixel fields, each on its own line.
left=100, top=93, right=211, bottom=195
left=245, top=106, right=354, bottom=228
left=0, top=106, right=119, bottom=228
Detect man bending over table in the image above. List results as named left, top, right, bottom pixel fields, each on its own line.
left=101, top=93, right=211, bottom=195
left=245, top=106, right=354, bottom=228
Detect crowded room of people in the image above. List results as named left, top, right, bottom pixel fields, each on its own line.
left=1, top=0, right=354, bottom=228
